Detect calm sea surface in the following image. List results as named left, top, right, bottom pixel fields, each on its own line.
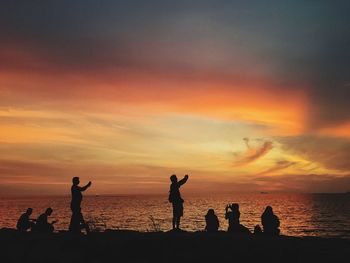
left=0, top=193, right=349, bottom=238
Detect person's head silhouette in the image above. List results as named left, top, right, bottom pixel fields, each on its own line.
left=228, top=203, right=239, bottom=211
left=170, top=174, right=177, bottom=183
left=26, top=208, right=33, bottom=215
left=264, top=206, right=273, bottom=215
left=45, top=207, right=53, bottom=216
left=207, top=209, right=215, bottom=216
left=72, top=177, right=80, bottom=186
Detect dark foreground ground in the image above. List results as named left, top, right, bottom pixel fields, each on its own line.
left=1, top=228, right=350, bottom=263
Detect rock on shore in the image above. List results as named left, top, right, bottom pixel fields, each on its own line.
left=1, top=228, right=349, bottom=263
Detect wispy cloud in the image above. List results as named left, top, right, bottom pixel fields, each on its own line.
left=256, top=160, right=296, bottom=176
left=277, top=135, right=350, bottom=171
left=233, top=138, right=273, bottom=166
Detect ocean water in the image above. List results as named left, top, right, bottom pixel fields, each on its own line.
left=0, top=193, right=349, bottom=238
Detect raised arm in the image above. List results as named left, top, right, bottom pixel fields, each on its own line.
left=78, top=181, right=92, bottom=192
left=177, top=175, right=189, bottom=187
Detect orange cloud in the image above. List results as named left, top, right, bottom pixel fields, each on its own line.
left=317, top=122, right=350, bottom=138
left=233, top=138, right=273, bottom=166
left=0, top=67, right=308, bottom=136
left=256, top=160, right=296, bottom=176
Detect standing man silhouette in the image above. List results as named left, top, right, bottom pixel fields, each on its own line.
left=168, top=174, right=189, bottom=230
left=69, top=177, right=91, bottom=234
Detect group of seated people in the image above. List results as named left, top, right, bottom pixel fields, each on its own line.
left=16, top=207, right=58, bottom=233
left=16, top=204, right=280, bottom=235
left=205, top=204, right=280, bottom=236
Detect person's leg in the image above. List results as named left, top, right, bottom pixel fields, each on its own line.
left=29, top=222, right=35, bottom=231
left=50, top=224, right=54, bottom=233
left=79, top=212, right=90, bottom=234
left=176, top=217, right=181, bottom=229
left=172, top=203, right=177, bottom=229
left=22, top=224, right=30, bottom=232
left=69, top=212, right=81, bottom=233
left=176, top=203, right=183, bottom=229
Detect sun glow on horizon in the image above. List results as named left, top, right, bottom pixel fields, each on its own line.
left=1, top=1, right=349, bottom=194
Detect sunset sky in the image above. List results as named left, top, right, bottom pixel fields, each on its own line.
left=1, top=1, right=350, bottom=195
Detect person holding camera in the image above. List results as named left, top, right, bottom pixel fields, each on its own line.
left=168, top=174, right=189, bottom=230
left=225, top=203, right=250, bottom=234
left=69, top=177, right=91, bottom=234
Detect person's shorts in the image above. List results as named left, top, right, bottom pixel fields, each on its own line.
left=172, top=202, right=184, bottom=217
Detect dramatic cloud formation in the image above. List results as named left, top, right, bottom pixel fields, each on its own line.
left=0, top=1, right=349, bottom=194
left=277, top=136, right=350, bottom=172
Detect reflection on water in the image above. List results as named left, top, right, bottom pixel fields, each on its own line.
left=0, top=193, right=349, bottom=238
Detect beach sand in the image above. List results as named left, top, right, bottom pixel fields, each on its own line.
left=1, top=228, right=349, bottom=263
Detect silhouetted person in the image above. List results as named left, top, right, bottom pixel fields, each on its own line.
left=34, top=208, right=57, bottom=233
left=16, top=208, right=36, bottom=232
left=168, top=174, right=188, bottom=230
left=225, top=203, right=240, bottom=228
left=205, top=209, right=219, bottom=232
left=254, top=224, right=262, bottom=235
left=225, top=203, right=250, bottom=234
left=69, top=177, right=91, bottom=234
left=261, top=206, right=280, bottom=236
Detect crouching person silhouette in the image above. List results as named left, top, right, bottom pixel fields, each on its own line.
left=34, top=208, right=57, bottom=233
left=69, top=177, right=91, bottom=234
left=17, top=208, right=36, bottom=232
left=168, top=174, right=189, bottom=230
left=205, top=209, right=219, bottom=232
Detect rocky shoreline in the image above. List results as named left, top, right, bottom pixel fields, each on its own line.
left=1, top=228, right=349, bottom=263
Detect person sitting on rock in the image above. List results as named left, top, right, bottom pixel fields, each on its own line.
left=261, top=206, right=280, bottom=236
left=205, top=209, right=219, bottom=232
left=225, top=203, right=250, bottom=234
left=34, top=207, right=57, bottom=233
left=16, top=208, right=36, bottom=232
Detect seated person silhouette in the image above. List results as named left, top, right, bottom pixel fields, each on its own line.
left=205, top=209, right=219, bottom=232
left=261, top=206, right=280, bottom=236
left=34, top=207, right=57, bottom=233
left=254, top=224, right=263, bottom=235
left=16, top=208, right=36, bottom=232
left=168, top=174, right=189, bottom=230
left=225, top=203, right=250, bottom=234
left=69, top=177, right=91, bottom=234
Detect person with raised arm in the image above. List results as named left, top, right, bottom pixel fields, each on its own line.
left=168, top=174, right=189, bottom=230
left=69, top=177, right=91, bottom=234
left=225, top=203, right=250, bottom=234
